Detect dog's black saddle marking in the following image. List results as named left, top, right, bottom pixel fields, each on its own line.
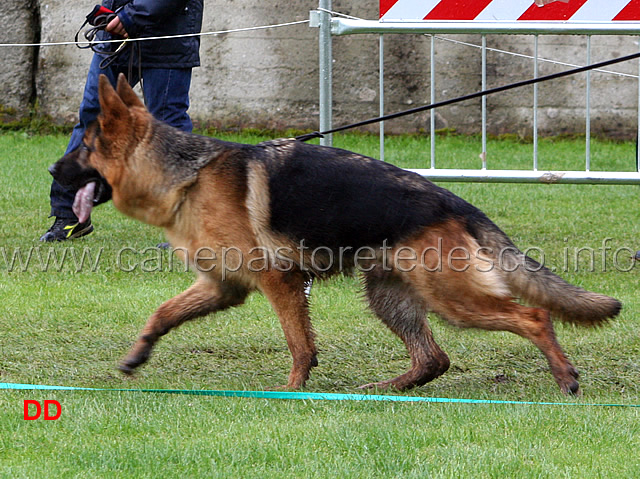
left=258, top=140, right=487, bottom=251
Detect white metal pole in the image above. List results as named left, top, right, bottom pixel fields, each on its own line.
left=318, top=0, right=333, bottom=147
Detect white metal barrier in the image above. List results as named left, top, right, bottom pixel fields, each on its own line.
left=310, top=1, right=640, bottom=184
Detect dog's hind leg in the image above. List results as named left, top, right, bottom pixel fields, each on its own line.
left=119, top=277, right=248, bottom=375
left=259, top=270, right=317, bottom=389
left=433, top=294, right=580, bottom=395
left=360, top=269, right=450, bottom=390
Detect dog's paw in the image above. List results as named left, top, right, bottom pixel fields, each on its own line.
left=561, top=379, right=581, bottom=396
left=117, top=362, right=137, bottom=376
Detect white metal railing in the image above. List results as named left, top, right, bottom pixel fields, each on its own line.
left=310, top=3, right=640, bottom=184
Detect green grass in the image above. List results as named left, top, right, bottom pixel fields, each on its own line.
left=1, top=131, right=640, bottom=477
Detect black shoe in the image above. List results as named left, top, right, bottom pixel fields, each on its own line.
left=40, top=217, right=94, bottom=242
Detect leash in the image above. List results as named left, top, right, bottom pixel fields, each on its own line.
left=2, top=382, right=639, bottom=408
left=75, top=5, right=145, bottom=102
left=75, top=5, right=122, bottom=67
left=295, top=50, right=640, bottom=142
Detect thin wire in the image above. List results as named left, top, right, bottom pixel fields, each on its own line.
left=3, top=6, right=634, bottom=82
left=315, top=7, right=361, bottom=21
left=0, top=19, right=310, bottom=48
left=432, top=34, right=639, bottom=79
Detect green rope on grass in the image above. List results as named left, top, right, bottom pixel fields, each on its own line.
left=2, top=382, right=638, bottom=407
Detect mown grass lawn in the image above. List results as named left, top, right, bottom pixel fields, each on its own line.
left=1, top=131, right=639, bottom=477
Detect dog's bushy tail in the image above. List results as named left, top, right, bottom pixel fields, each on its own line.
left=477, top=222, right=622, bottom=326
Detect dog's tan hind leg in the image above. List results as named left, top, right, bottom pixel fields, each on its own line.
left=432, top=294, right=580, bottom=395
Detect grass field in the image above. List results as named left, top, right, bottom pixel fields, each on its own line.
left=1, top=131, right=639, bottom=477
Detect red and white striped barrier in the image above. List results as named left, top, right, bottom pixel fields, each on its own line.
left=379, top=0, right=640, bottom=22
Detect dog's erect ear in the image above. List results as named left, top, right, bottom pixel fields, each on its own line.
left=98, top=74, right=130, bottom=134
left=116, top=73, right=145, bottom=109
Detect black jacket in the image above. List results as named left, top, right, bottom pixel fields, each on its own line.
left=98, top=0, right=203, bottom=68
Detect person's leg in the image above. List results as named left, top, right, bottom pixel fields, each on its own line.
left=141, top=68, right=193, bottom=132
left=50, top=56, right=121, bottom=218
left=41, top=56, right=126, bottom=241
left=137, top=68, right=193, bottom=250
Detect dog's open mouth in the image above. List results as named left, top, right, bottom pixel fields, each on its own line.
left=73, top=181, right=96, bottom=223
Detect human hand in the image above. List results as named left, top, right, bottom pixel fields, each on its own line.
left=106, top=16, right=128, bottom=38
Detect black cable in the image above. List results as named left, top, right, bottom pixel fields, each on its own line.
left=296, top=50, right=640, bottom=142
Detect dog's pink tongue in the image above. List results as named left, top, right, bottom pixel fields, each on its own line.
left=72, top=181, right=96, bottom=223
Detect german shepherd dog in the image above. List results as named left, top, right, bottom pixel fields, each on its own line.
left=50, top=74, right=621, bottom=394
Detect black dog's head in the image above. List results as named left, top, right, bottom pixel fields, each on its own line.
left=49, top=138, right=112, bottom=221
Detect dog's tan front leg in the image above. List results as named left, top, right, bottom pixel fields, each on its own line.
left=259, top=270, right=317, bottom=389
left=119, top=278, right=247, bottom=375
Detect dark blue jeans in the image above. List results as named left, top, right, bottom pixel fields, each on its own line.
left=49, top=53, right=194, bottom=218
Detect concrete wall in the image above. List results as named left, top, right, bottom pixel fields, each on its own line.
left=0, top=0, right=39, bottom=118
left=1, top=1, right=638, bottom=138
